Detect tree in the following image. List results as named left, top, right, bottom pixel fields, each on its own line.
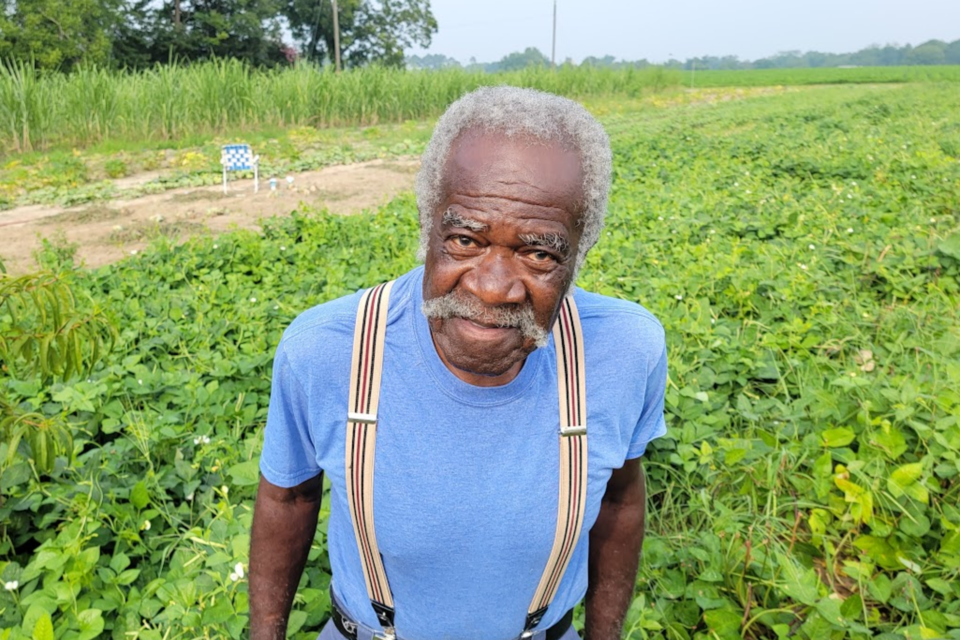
left=0, top=0, right=120, bottom=70
left=109, top=0, right=289, bottom=68
left=494, top=47, right=549, bottom=71
left=284, top=0, right=436, bottom=68
left=905, top=40, right=947, bottom=66
left=406, top=53, right=460, bottom=69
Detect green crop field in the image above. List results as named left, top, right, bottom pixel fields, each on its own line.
left=1, top=81, right=959, bottom=640
left=684, top=65, right=960, bottom=87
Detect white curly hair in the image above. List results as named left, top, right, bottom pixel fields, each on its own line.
left=415, top=86, right=612, bottom=279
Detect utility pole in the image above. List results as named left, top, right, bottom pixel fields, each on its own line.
left=332, top=0, right=342, bottom=72
left=551, top=0, right=557, bottom=68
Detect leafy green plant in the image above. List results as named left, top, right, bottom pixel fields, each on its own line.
left=0, top=264, right=115, bottom=473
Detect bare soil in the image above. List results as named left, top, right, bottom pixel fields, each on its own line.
left=0, top=157, right=419, bottom=274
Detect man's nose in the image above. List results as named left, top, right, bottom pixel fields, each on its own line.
left=461, top=251, right=526, bottom=307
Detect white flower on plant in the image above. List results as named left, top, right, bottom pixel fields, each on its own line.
left=235, top=563, right=244, bottom=579
left=186, top=492, right=194, bottom=501
left=213, top=244, right=219, bottom=249
left=142, top=520, right=151, bottom=531
left=847, top=228, right=854, bottom=233
left=130, top=250, right=138, bottom=255
left=221, top=485, right=229, bottom=496
left=847, top=194, right=852, bottom=199
left=250, top=297, right=257, bottom=303
left=799, top=264, right=808, bottom=270
left=3, top=581, right=17, bottom=591
left=850, top=181, right=857, bottom=186
left=658, top=216, right=664, bottom=221
left=809, top=244, right=815, bottom=250
left=930, top=218, right=936, bottom=223
left=734, top=182, right=739, bottom=187
left=911, top=175, right=916, bottom=179
left=138, top=379, right=143, bottom=385
left=273, top=305, right=279, bottom=310
left=280, top=246, right=286, bottom=251
left=675, top=294, right=683, bottom=301
left=193, top=435, right=211, bottom=446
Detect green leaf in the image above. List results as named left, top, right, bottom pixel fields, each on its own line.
left=868, top=572, right=892, bottom=603
left=925, top=577, right=953, bottom=596
left=130, top=481, right=150, bottom=509
left=76, top=609, right=104, bottom=640
left=32, top=614, right=54, bottom=640
left=287, top=610, right=308, bottom=635
left=703, top=607, right=743, bottom=639
left=776, top=553, right=820, bottom=605
left=228, top=459, right=261, bottom=486
left=890, top=463, right=923, bottom=486
left=938, top=230, right=960, bottom=261
left=821, top=427, right=856, bottom=448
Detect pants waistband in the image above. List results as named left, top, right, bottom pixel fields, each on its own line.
left=328, top=590, right=574, bottom=640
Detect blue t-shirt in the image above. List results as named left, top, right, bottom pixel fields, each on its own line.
left=260, top=266, right=667, bottom=640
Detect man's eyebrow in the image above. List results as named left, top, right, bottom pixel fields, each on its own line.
left=442, top=209, right=487, bottom=232
left=518, top=232, right=571, bottom=256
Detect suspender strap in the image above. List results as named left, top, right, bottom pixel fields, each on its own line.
left=345, top=281, right=396, bottom=638
left=345, top=286, right=588, bottom=639
left=524, top=296, right=588, bottom=634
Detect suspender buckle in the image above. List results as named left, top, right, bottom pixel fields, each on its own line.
left=559, top=424, right=586, bottom=437
left=348, top=412, right=378, bottom=424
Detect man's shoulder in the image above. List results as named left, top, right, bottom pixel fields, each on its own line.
left=572, top=288, right=666, bottom=362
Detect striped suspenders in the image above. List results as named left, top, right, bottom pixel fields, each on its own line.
left=344, top=283, right=588, bottom=640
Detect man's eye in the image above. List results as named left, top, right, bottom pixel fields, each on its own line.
left=453, top=236, right=475, bottom=247
left=530, top=250, right=556, bottom=262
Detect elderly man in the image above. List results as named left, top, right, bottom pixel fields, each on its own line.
left=250, top=87, right=668, bottom=640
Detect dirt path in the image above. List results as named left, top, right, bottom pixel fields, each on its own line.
left=0, top=157, right=420, bottom=274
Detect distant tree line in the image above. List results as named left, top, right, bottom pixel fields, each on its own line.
left=0, top=0, right=436, bottom=70
left=407, top=39, right=960, bottom=72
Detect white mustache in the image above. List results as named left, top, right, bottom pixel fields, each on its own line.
left=421, top=292, right=549, bottom=348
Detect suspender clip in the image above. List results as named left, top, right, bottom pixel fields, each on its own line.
left=559, top=425, right=586, bottom=437
left=348, top=412, right=378, bottom=424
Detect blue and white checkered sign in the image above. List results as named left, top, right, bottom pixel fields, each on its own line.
left=221, top=144, right=255, bottom=171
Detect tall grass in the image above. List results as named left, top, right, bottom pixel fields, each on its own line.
left=0, top=60, right=681, bottom=154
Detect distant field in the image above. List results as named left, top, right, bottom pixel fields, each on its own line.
left=685, top=65, right=960, bottom=87
left=4, top=61, right=959, bottom=157
left=0, top=61, right=679, bottom=155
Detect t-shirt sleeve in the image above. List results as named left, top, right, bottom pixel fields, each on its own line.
left=626, top=344, right=668, bottom=459
left=259, top=342, right=322, bottom=487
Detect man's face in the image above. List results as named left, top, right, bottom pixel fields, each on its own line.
left=422, top=130, right=585, bottom=387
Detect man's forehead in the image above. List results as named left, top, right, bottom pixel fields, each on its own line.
left=441, top=129, right=585, bottom=209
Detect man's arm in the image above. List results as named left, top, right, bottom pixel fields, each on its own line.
left=585, top=457, right=647, bottom=640
left=250, top=473, right=324, bottom=640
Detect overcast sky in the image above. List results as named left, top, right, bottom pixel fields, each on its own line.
left=408, top=0, right=960, bottom=63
